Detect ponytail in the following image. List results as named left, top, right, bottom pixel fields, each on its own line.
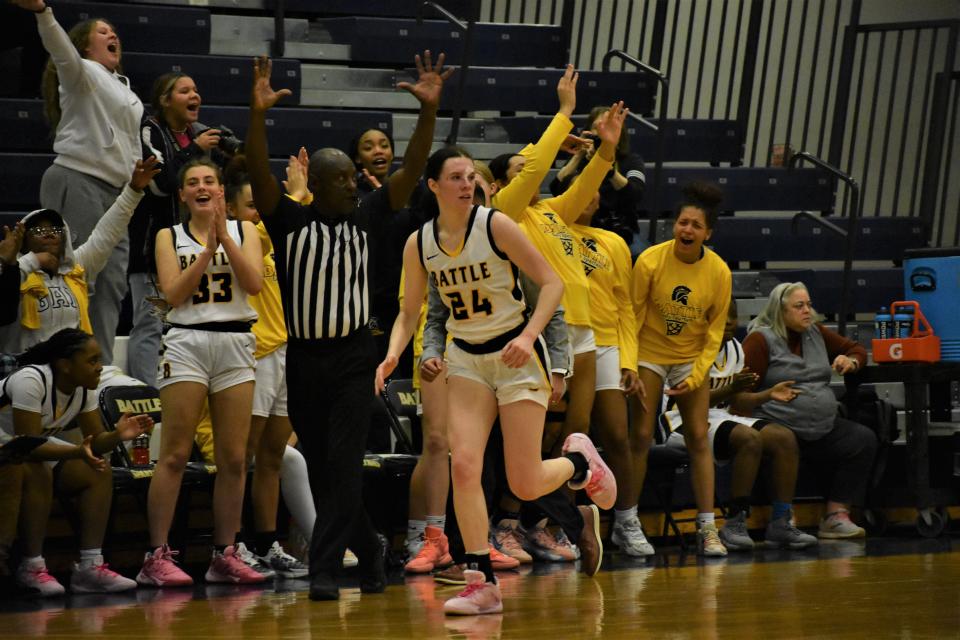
left=16, top=328, right=93, bottom=368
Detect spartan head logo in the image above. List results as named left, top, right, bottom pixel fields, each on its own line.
left=672, top=285, right=692, bottom=305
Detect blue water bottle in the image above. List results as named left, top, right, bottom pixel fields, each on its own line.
left=894, top=306, right=915, bottom=338
left=874, top=306, right=892, bottom=340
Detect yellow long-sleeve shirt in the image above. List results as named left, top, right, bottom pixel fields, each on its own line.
left=572, top=223, right=637, bottom=372
left=492, top=113, right=612, bottom=328
left=632, top=240, right=732, bottom=389
left=250, top=222, right=287, bottom=358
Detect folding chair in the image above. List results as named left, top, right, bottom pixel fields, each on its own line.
left=380, top=378, right=418, bottom=454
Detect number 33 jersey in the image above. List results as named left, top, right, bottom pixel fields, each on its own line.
left=166, top=220, right=258, bottom=326
left=418, top=206, right=527, bottom=346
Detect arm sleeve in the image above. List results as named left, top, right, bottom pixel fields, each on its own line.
left=73, top=185, right=144, bottom=277
left=420, top=276, right=449, bottom=363
left=741, top=331, right=770, bottom=384
left=817, top=324, right=867, bottom=368
left=630, top=253, right=652, bottom=337
left=687, top=268, right=732, bottom=389
left=0, top=265, right=20, bottom=326
left=542, top=150, right=613, bottom=225
left=491, top=113, right=573, bottom=221
left=36, top=8, right=92, bottom=94
left=611, top=238, right=638, bottom=372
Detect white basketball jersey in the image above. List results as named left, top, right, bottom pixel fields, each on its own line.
left=418, top=206, right=526, bottom=345
left=166, top=220, right=258, bottom=326
left=660, top=338, right=745, bottom=433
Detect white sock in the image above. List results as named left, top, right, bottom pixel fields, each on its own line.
left=425, top=515, right=446, bottom=532
left=407, top=519, right=426, bottom=542
left=696, top=512, right=716, bottom=528
left=79, top=548, right=102, bottom=569
left=615, top=506, right=638, bottom=525
left=280, top=445, right=316, bottom=533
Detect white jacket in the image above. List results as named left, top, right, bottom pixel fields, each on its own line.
left=37, top=8, right=143, bottom=188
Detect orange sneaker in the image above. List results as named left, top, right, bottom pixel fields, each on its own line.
left=405, top=526, right=454, bottom=574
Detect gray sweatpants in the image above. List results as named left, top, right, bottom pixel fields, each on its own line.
left=40, top=163, right=129, bottom=365
left=127, top=271, right=163, bottom=385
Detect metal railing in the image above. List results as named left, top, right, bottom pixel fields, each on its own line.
left=788, top=151, right=860, bottom=336
left=602, top=49, right=667, bottom=244
left=417, top=1, right=475, bottom=145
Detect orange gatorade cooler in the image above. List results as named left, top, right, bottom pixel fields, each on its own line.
left=871, top=300, right=941, bottom=364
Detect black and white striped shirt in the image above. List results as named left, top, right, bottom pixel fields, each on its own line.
left=263, top=188, right=391, bottom=340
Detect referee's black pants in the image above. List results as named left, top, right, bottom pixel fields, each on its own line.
left=287, top=330, right=380, bottom=577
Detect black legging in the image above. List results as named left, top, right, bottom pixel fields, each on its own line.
left=795, top=415, right=878, bottom=506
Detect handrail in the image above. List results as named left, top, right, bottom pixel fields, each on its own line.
left=602, top=49, right=668, bottom=245
left=788, top=151, right=861, bottom=336
left=272, top=0, right=285, bottom=58
left=417, top=1, right=473, bottom=145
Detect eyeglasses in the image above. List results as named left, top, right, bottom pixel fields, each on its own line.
left=28, top=226, right=64, bottom=237
left=788, top=301, right=814, bottom=311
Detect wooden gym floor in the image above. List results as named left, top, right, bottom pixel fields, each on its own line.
left=2, top=535, right=958, bottom=639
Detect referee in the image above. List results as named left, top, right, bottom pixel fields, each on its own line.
left=245, top=55, right=450, bottom=601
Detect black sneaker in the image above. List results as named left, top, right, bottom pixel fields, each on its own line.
left=308, top=572, right=339, bottom=601
left=359, top=534, right=388, bottom=594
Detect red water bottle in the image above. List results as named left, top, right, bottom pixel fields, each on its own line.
left=132, top=433, right=150, bottom=466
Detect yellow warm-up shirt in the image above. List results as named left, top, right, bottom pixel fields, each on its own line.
left=632, top=240, right=732, bottom=389
left=491, top=113, right=611, bottom=328
left=572, top=223, right=637, bottom=372
left=250, top=222, right=286, bottom=358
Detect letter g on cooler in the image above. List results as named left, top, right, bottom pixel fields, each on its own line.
left=889, top=342, right=903, bottom=360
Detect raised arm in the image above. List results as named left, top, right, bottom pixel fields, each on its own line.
left=492, top=65, right=579, bottom=220
left=247, top=57, right=292, bottom=218
left=15, top=1, right=92, bottom=94
left=545, top=102, right=626, bottom=225
left=384, top=51, right=453, bottom=211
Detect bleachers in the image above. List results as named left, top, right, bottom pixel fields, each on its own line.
left=54, top=0, right=211, bottom=55
left=122, top=53, right=301, bottom=106
left=315, top=17, right=564, bottom=67
left=266, top=0, right=482, bottom=20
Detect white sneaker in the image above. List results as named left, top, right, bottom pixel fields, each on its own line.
left=234, top=542, right=276, bottom=579
left=16, top=560, right=65, bottom=597
left=611, top=518, right=655, bottom=557
left=71, top=556, right=137, bottom=593
left=259, top=542, right=308, bottom=578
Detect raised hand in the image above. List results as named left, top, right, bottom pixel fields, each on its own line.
left=595, top=101, right=628, bottom=148
left=130, top=156, right=160, bottom=192
left=114, top=412, right=154, bottom=441
left=557, top=64, right=578, bottom=117
left=560, top=133, right=592, bottom=155
left=361, top=168, right=382, bottom=190
left=282, top=147, right=310, bottom=201
left=397, top=50, right=454, bottom=109
left=212, top=198, right=229, bottom=242
left=0, top=222, right=25, bottom=265
left=250, top=56, right=293, bottom=113
left=10, top=0, right=46, bottom=12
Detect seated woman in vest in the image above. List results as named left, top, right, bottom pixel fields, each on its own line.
left=732, top=282, right=877, bottom=538
left=0, top=328, right=153, bottom=595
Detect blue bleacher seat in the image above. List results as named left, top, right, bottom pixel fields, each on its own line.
left=660, top=216, right=927, bottom=263
left=53, top=1, right=211, bottom=55
left=317, top=17, right=564, bottom=68
left=651, top=167, right=834, bottom=213
left=811, top=268, right=905, bottom=315
left=122, top=53, right=301, bottom=107
left=266, top=0, right=481, bottom=21
left=0, top=152, right=52, bottom=210
left=199, top=106, right=393, bottom=157
left=411, top=66, right=655, bottom=115
left=498, top=116, right=743, bottom=164
left=0, top=99, right=51, bottom=152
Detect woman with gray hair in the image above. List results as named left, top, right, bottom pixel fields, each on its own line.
left=733, top=281, right=877, bottom=538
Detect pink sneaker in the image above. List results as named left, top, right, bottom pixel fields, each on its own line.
left=488, top=545, right=519, bottom=571
left=562, top=433, right=617, bottom=510
left=137, top=545, right=194, bottom=587
left=205, top=546, right=267, bottom=584
left=71, top=557, right=137, bottom=593
left=519, top=524, right=579, bottom=562
left=405, top=526, right=454, bottom=574
left=443, top=570, right=503, bottom=616
left=16, top=560, right=65, bottom=597
left=491, top=521, right=533, bottom=564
